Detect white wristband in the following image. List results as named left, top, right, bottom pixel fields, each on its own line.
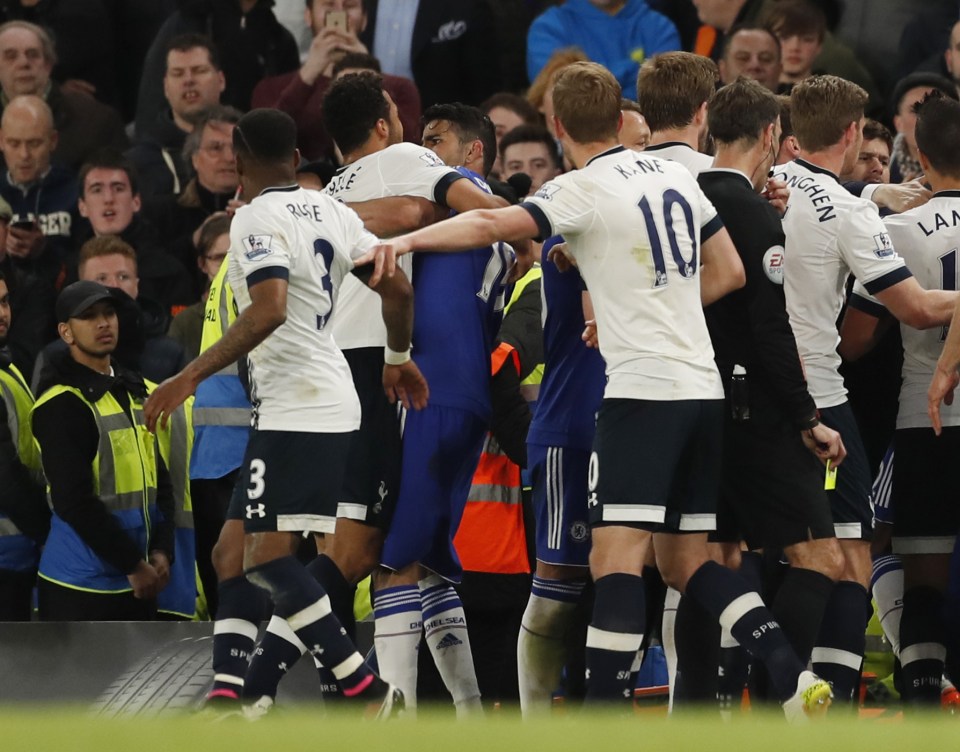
left=384, top=346, right=411, bottom=366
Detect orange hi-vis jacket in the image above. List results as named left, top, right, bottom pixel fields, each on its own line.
left=454, top=342, right=530, bottom=575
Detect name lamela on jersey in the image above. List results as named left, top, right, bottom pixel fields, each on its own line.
left=773, top=170, right=837, bottom=223
left=917, top=206, right=960, bottom=237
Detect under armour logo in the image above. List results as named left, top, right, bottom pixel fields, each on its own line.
left=245, top=503, right=266, bottom=518
left=278, top=662, right=288, bottom=672
left=378, top=481, right=388, bottom=502
left=587, top=493, right=598, bottom=508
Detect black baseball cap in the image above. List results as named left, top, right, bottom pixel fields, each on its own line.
left=56, top=280, right=115, bottom=323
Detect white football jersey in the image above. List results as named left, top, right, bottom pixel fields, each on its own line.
left=323, top=142, right=463, bottom=350
left=851, top=191, right=960, bottom=429
left=227, top=185, right=378, bottom=432
left=773, top=159, right=910, bottom=408
left=523, top=145, right=724, bottom=401
left=643, top=141, right=714, bottom=176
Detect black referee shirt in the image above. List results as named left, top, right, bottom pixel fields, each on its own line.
left=699, top=168, right=818, bottom=428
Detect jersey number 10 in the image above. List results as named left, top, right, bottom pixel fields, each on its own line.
left=638, top=189, right=698, bottom=288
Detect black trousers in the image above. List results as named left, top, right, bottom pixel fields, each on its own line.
left=0, top=568, right=36, bottom=621
left=191, top=471, right=238, bottom=617
left=37, top=577, right=155, bottom=621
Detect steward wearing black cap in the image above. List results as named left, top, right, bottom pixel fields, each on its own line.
left=29, top=280, right=175, bottom=620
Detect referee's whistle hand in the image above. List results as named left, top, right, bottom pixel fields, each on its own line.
left=801, top=422, right=846, bottom=467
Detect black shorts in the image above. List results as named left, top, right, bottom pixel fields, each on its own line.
left=588, top=398, right=722, bottom=533
left=819, top=402, right=873, bottom=541
left=713, top=403, right=834, bottom=550
left=891, top=427, right=960, bottom=555
left=338, top=347, right=402, bottom=531
left=227, top=429, right=353, bottom=534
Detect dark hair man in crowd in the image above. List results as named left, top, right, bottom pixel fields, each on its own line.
left=127, top=34, right=226, bottom=199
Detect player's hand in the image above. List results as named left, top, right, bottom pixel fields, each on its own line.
left=383, top=360, right=429, bottom=410
left=872, top=179, right=932, bottom=214
left=358, top=238, right=410, bottom=287
left=149, top=550, right=171, bottom=590
left=928, top=362, right=960, bottom=436
left=761, top=178, right=789, bottom=217
left=547, top=241, right=577, bottom=272
left=128, top=560, right=161, bottom=600
left=144, top=373, right=198, bottom=433
left=800, top=422, right=846, bottom=467
left=582, top=319, right=598, bottom=349
left=226, top=197, right=246, bottom=216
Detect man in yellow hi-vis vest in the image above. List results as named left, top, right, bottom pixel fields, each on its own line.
left=32, top=281, right=175, bottom=620
left=0, top=270, right=49, bottom=620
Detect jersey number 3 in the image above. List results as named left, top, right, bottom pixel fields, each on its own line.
left=314, top=238, right=335, bottom=330
left=638, top=190, right=698, bottom=288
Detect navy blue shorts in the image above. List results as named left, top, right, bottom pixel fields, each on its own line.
left=227, top=429, right=353, bottom=534
left=819, top=402, right=874, bottom=541
left=338, top=347, right=402, bottom=531
left=588, top=398, right=723, bottom=533
left=529, top=443, right=591, bottom=567
left=892, top=427, right=960, bottom=555
left=380, top=404, right=487, bottom=581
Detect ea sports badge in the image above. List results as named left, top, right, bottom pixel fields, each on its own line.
left=762, top=245, right=785, bottom=285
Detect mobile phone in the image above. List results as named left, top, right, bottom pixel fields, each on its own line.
left=325, top=10, right=348, bottom=31
left=10, top=214, right=36, bottom=230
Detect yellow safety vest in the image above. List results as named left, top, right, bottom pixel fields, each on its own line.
left=34, top=383, right=158, bottom=593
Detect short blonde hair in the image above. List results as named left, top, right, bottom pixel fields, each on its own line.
left=790, top=75, right=867, bottom=152
left=552, top=62, right=621, bottom=144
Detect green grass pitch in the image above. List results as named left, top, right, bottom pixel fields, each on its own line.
left=2, top=707, right=955, bottom=752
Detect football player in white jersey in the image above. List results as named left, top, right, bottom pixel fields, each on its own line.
left=361, top=61, right=834, bottom=721
left=772, top=75, right=957, bottom=706
left=144, top=108, right=428, bottom=717
left=842, top=92, right=960, bottom=707
left=636, top=52, right=716, bottom=176
left=320, top=73, right=512, bottom=715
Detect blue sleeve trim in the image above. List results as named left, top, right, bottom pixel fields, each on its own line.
left=700, top=214, right=724, bottom=243
left=848, top=293, right=886, bottom=318
left=863, top=266, right=912, bottom=295
left=434, top=172, right=466, bottom=207
left=520, top=201, right=553, bottom=242
left=246, top=266, right=289, bottom=288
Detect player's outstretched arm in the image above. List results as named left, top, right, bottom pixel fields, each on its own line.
left=874, top=277, right=959, bottom=330
left=366, top=266, right=429, bottom=410
left=700, top=226, right=745, bottom=305
left=144, top=278, right=288, bottom=432
left=929, top=295, right=960, bottom=435
left=359, top=206, right=540, bottom=286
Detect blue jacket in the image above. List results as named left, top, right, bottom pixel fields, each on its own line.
left=526, top=0, right=680, bottom=97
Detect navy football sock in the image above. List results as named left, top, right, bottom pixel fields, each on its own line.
left=211, top=576, right=270, bottom=697
left=246, top=556, right=383, bottom=697
left=585, top=573, right=645, bottom=703
left=811, top=581, right=868, bottom=706
left=900, top=586, right=947, bottom=707
left=685, top=561, right=803, bottom=703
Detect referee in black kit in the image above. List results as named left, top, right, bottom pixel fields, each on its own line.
left=670, top=77, right=848, bottom=709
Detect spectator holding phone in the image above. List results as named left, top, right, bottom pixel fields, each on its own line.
left=252, top=0, right=421, bottom=162
left=0, top=96, right=79, bottom=296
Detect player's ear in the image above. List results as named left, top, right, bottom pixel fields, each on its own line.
left=293, top=148, right=302, bottom=170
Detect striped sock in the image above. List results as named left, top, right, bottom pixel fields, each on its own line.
left=871, top=554, right=904, bottom=657
left=210, top=576, right=268, bottom=696
left=374, top=584, right=422, bottom=712
left=900, top=586, right=947, bottom=707
left=811, top=581, right=869, bottom=706
left=685, top=561, right=804, bottom=704
left=242, top=615, right=306, bottom=702
left=518, top=576, right=585, bottom=715
left=420, top=574, right=482, bottom=717
left=585, top=573, right=645, bottom=703
left=245, top=557, right=381, bottom=698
